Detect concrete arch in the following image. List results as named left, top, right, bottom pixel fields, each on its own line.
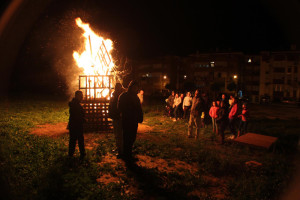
left=0, top=0, right=54, bottom=93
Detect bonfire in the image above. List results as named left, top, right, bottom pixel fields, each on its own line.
left=73, top=18, right=116, bottom=132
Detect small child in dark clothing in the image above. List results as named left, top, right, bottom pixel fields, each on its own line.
left=68, top=90, right=86, bottom=159
left=238, top=103, right=250, bottom=137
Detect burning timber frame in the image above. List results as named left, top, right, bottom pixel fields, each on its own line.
left=79, top=75, right=114, bottom=133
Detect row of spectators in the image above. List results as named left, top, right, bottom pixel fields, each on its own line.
left=165, top=91, right=249, bottom=144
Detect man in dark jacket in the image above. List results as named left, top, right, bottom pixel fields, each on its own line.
left=221, top=94, right=229, bottom=113
left=166, top=91, right=175, bottom=117
left=188, top=89, right=204, bottom=138
left=109, top=83, right=125, bottom=158
left=118, top=80, right=143, bottom=163
left=68, top=90, right=85, bottom=159
left=216, top=101, right=227, bottom=144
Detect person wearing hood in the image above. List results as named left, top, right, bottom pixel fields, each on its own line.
left=109, top=83, right=125, bottom=158
left=118, top=80, right=143, bottom=163
left=68, top=90, right=86, bottom=159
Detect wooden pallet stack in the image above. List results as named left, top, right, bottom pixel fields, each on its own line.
left=79, top=75, right=114, bottom=133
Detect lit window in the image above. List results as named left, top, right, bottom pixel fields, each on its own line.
left=184, top=75, right=187, bottom=79
left=210, top=61, right=215, bottom=67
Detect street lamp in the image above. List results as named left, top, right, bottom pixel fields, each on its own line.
left=163, top=75, right=167, bottom=80
left=233, top=75, right=238, bottom=95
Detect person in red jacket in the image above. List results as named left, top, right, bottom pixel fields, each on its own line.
left=238, top=103, right=250, bottom=137
left=209, top=101, right=219, bottom=134
left=228, top=97, right=238, bottom=137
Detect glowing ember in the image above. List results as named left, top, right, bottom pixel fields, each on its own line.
left=73, top=17, right=115, bottom=99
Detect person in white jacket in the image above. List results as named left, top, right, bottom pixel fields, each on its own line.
left=173, top=93, right=182, bottom=121
left=183, top=92, right=192, bottom=119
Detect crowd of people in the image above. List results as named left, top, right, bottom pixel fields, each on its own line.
left=67, top=83, right=249, bottom=164
left=166, top=90, right=250, bottom=144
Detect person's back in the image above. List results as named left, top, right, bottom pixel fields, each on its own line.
left=119, top=91, right=143, bottom=124
left=69, top=97, right=84, bottom=130
left=109, top=83, right=124, bottom=120
left=68, top=90, right=85, bottom=159
left=118, top=81, right=143, bottom=162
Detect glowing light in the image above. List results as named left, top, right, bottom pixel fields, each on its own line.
left=163, top=75, right=167, bottom=79
left=233, top=75, right=238, bottom=79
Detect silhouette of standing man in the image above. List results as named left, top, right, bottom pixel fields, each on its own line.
left=68, top=90, right=86, bottom=159
left=109, top=83, right=125, bottom=158
left=118, top=80, right=143, bottom=163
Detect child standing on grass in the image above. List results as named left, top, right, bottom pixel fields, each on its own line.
left=209, top=101, right=219, bottom=134
left=68, top=90, right=86, bottom=160
left=238, top=103, right=250, bottom=137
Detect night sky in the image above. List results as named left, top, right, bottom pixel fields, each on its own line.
left=0, top=0, right=297, bottom=58
left=3, top=0, right=295, bottom=59
left=1, top=0, right=299, bottom=94
left=64, top=0, right=292, bottom=58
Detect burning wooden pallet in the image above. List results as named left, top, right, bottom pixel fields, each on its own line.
left=79, top=75, right=114, bottom=133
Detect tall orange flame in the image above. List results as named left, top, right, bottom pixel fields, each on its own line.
left=73, top=18, right=115, bottom=99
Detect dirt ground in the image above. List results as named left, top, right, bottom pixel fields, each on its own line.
left=30, top=122, right=227, bottom=199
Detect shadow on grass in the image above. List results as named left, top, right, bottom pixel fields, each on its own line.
left=125, top=163, right=199, bottom=200
left=35, top=155, right=126, bottom=200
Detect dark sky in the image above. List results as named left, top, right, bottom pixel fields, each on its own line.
left=79, top=0, right=293, bottom=58
left=76, top=0, right=291, bottom=58
left=1, top=0, right=298, bottom=94
left=1, top=0, right=296, bottom=59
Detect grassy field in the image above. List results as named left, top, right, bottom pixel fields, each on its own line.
left=0, top=97, right=299, bottom=200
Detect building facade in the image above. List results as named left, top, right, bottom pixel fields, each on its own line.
left=260, top=51, right=300, bottom=102
left=133, top=50, right=300, bottom=102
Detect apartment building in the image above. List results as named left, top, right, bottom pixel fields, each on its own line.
left=132, top=56, right=180, bottom=95
left=260, top=51, right=300, bottom=101
left=133, top=50, right=300, bottom=102
left=185, top=52, right=243, bottom=95
left=243, top=55, right=260, bottom=102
